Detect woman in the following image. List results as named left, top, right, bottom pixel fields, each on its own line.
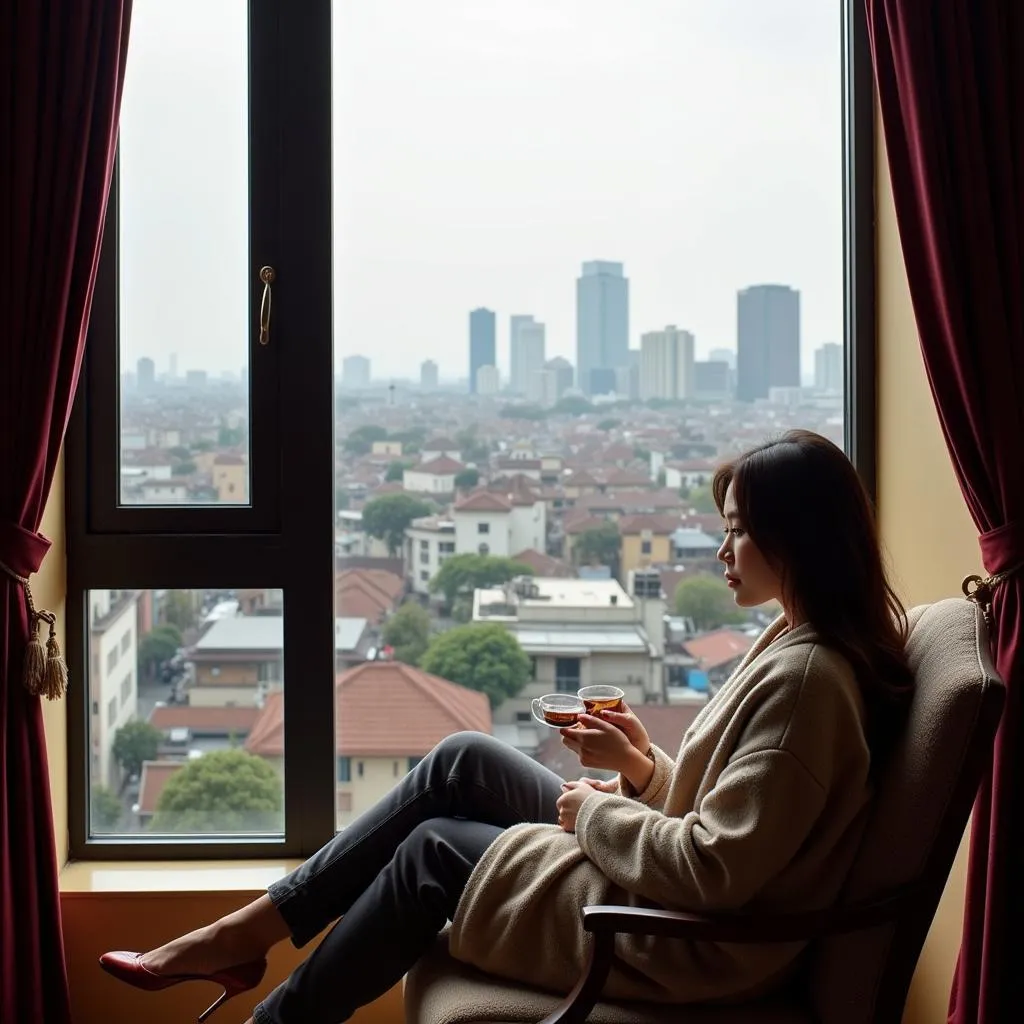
left=100, top=429, right=914, bottom=1023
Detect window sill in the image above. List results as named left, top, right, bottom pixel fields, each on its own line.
left=59, top=859, right=303, bottom=895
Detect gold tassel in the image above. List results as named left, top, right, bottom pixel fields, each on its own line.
left=43, top=619, right=69, bottom=700
left=23, top=617, right=47, bottom=695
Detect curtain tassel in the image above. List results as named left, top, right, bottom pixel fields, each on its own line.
left=0, top=558, right=67, bottom=700
left=962, top=567, right=1020, bottom=628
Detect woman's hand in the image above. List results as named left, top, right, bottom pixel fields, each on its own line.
left=560, top=713, right=636, bottom=772
left=598, top=702, right=652, bottom=755
left=578, top=776, right=619, bottom=794
left=556, top=780, right=597, bottom=833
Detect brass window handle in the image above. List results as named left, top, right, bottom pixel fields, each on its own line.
left=259, top=265, right=275, bottom=345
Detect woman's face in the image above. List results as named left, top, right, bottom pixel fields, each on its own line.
left=717, top=482, right=785, bottom=611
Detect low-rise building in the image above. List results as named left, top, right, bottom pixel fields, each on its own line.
left=453, top=488, right=545, bottom=559
left=403, top=455, right=464, bottom=494
left=404, top=515, right=457, bottom=596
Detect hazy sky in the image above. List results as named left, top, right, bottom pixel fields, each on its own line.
left=119, top=1, right=842, bottom=382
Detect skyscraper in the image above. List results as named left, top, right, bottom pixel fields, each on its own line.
left=468, top=308, right=496, bottom=394
left=576, top=261, right=628, bottom=395
left=420, top=359, right=439, bottom=390
left=736, top=285, right=800, bottom=402
left=137, top=357, right=155, bottom=392
left=814, top=342, right=843, bottom=393
left=544, top=357, right=574, bottom=398
left=510, top=316, right=546, bottom=394
left=341, top=354, right=371, bottom=389
left=639, top=326, right=695, bottom=401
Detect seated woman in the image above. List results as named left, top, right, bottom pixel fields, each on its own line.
left=100, top=429, right=914, bottom=1024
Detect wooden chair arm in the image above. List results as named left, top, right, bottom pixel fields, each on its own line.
left=538, top=887, right=921, bottom=1024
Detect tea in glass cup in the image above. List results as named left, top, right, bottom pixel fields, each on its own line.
left=577, top=685, right=625, bottom=715
left=531, top=693, right=586, bottom=728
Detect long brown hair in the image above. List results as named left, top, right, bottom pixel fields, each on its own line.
left=712, top=429, right=913, bottom=767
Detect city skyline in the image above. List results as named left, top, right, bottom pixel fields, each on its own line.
left=117, top=0, right=843, bottom=380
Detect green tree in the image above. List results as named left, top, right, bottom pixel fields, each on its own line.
left=598, top=417, right=621, bottom=432
left=499, top=404, right=546, bottom=421
left=385, top=459, right=410, bottom=482
left=138, top=625, right=182, bottom=680
left=173, top=459, right=198, bottom=476
left=150, top=750, right=283, bottom=833
left=688, top=484, right=718, bottom=514
left=453, top=467, right=480, bottom=490
left=168, top=445, right=191, bottom=460
left=161, top=590, right=197, bottom=632
left=361, top=493, right=433, bottom=555
left=382, top=602, right=432, bottom=665
left=554, top=395, right=593, bottom=416
left=90, top=785, right=123, bottom=831
left=193, top=438, right=214, bottom=452
left=112, top=719, right=164, bottom=779
left=573, top=522, right=620, bottom=568
left=218, top=426, right=244, bottom=446
left=343, top=424, right=388, bottom=455
left=429, top=553, right=534, bottom=610
left=420, top=624, right=531, bottom=708
left=674, top=576, right=747, bottom=631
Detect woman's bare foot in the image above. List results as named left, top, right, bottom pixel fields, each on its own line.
left=140, top=895, right=290, bottom=977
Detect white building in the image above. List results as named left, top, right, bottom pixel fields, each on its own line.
left=662, top=458, right=716, bottom=491
left=639, top=325, right=695, bottom=401
left=472, top=576, right=661, bottom=745
left=510, top=316, right=546, bottom=395
left=90, top=590, right=141, bottom=790
left=454, top=488, right=546, bottom=558
left=527, top=367, right=559, bottom=407
left=814, top=342, right=843, bottom=393
left=476, top=365, right=500, bottom=395
left=420, top=436, right=462, bottom=463
left=405, top=515, right=457, bottom=595
left=402, top=455, right=464, bottom=494
left=420, top=359, right=439, bottom=390
left=341, top=354, right=371, bottom=389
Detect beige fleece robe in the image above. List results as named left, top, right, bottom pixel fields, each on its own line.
left=448, top=617, right=873, bottom=1004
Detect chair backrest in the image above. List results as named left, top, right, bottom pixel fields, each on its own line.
left=806, top=598, right=1005, bottom=1024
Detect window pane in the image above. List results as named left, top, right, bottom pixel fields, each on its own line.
left=333, top=0, right=843, bottom=826
left=88, top=589, right=284, bottom=838
left=117, top=1, right=251, bottom=505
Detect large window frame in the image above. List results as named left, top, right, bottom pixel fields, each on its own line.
left=65, top=0, right=875, bottom=860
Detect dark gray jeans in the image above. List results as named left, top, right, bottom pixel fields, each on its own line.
left=253, top=731, right=564, bottom=1024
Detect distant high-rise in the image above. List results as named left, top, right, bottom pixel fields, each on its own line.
left=469, top=308, right=496, bottom=394
left=694, top=360, right=732, bottom=399
left=420, top=359, right=439, bottom=390
left=814, top=342, right=843, bottom=393
left=341, top=354, right=371, bottom=389
left=168, top=353, right=178, bottom=380
left=639, top=326, right=695, bottom=402
left=708, top=347, right=736, bottom=370
left=137, top=357, right=155, bottom=391
left=185, top=369, right=208, bottom=388
left=576, top=261, right=629, bottom=395
left=476, top=364, right=500, bottom=396
left=736, top=285, right=800, bottom=402
left=510, top=316, right=546, bottom=394
left=545, top=357, right=574, bottom=398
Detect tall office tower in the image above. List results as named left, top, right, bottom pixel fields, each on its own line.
left=420, top=359, right=439, bottom=390
left=469, top=308, right=496, bottom=394
left=544, top=357, right=574, bottom=398
left=510, top=316, right=546, bottom=394
left=639, top=326, right=695, bottom=401
left=693, top=360, right=732, bottom=399
left=576, top=260, right=628, bottom=395
left=137, top=357, right=155, bottom=392
left=476, top=365, right=500, bottom=396
left=341, top=354, right=371, bottom=389
left=814, top=342, right=843, bottom=393
left=736, top=285, right=800, bottom=402
left=708, top=347, right=736, bottom=370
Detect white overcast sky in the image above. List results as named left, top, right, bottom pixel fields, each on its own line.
left=118, top=1, right=842, bottom=382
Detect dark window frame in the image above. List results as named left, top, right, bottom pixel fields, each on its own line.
left=65, top=0, right=875, bottom=861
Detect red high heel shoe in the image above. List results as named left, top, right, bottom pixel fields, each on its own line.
left=99, top=951, right=267, bottom=1022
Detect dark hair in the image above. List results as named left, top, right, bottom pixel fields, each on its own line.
left=712, top=429, right=914, bottom=768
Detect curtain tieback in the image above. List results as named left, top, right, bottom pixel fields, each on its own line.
left=963, top=519, right=1024, bottom=626
left=0, top=524, right=66, bottom=700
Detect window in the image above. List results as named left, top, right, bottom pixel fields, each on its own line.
left=70, top=0, right=870, bottom=858
left=107, top=697, right=117, bottom=728
left=641, top=540, right=652, bottom=555
left=120, top=630, right=131, bottom=655
left=420, top=551, right=429, bottom=565
left=106, top=648, right=118, bottom=674
left=120, top=672, right=132, bottom=706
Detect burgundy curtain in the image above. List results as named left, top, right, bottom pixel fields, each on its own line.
left=866, top=2, right=1024, bottom=1021
left=1, top=3, right=132, bottom=1021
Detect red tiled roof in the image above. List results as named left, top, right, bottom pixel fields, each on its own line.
left=138, top=760, right=186, bottom=815
left=511, top=549, right=576, bottom=578
left=415, top=455, right=465, bottom=474
left=335, top=568, right=404, bottom=624
left=565, top=515, right=613, bottom=536
left=423, top=437, right=458, bottom=450
left=455, top=490, right=512, bottom=513
left=245, top=662, right=492, bottom=758
left=148, top=706, right=261, bottom=734
left=579, top=490, right=686, bottom=513
left=565, top=470, right=600, bottom=487
left=683, top=629, right=754, bottom=670
left=213, top=454, right=246, bottom=466
left=617, top=514, right=683, bottom=536
left=603, top=467, right=653, bottom=487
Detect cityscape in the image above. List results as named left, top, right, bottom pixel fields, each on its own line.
left=99, top=261, right=843, bottom=837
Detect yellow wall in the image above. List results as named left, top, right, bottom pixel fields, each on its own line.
left=620, top=533, right=671, bottom=578
left=875, top=124, right=982, bottom=1024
